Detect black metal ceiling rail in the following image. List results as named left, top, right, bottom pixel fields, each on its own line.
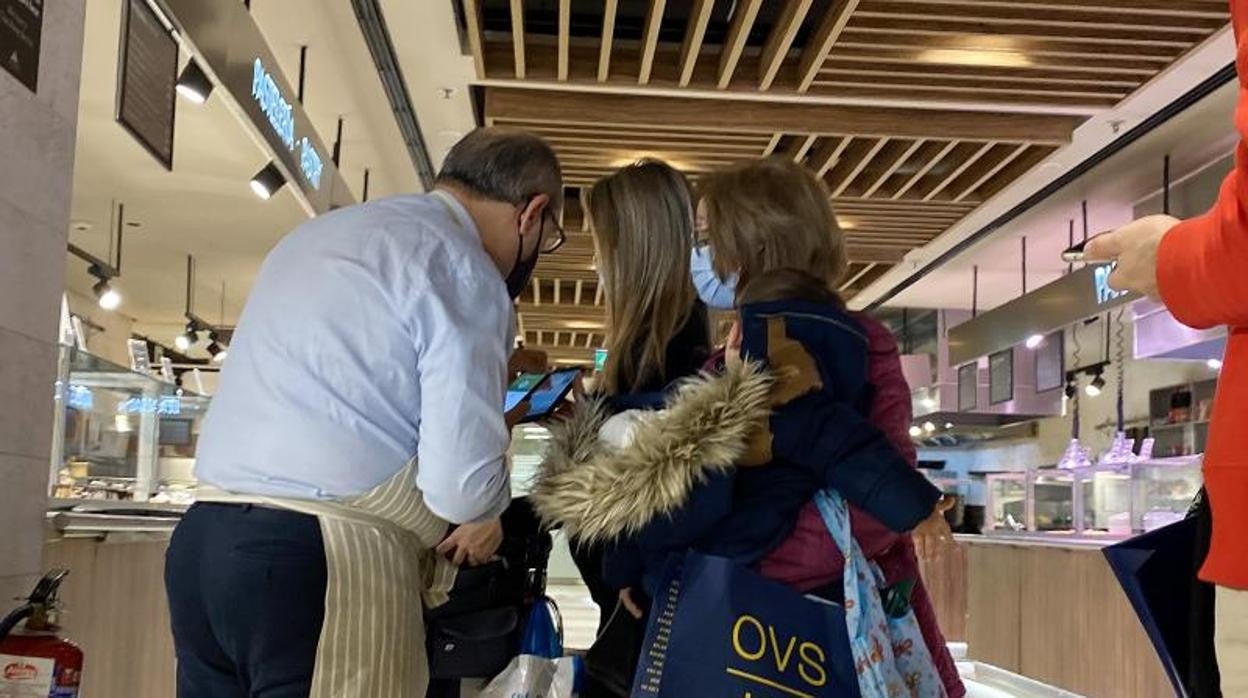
left=350, top=0, right=437, bottom=191
left=866, top=61, right=1237, bottom=311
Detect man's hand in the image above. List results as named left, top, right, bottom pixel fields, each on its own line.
left=505, top=400, right=530, bottom=431
left=1084, top=214, right=1181, bottom=298
left=436, top=518, right=504, bottom=567
left=509, top=347, right=548, bottom=376
left=619, top=588, right=644, bottom=619
left=913, top=496, right=956, bottom=564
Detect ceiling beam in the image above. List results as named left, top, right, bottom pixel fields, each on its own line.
left=557, top=0, right=570, bottom=81
left=760, top=0, right=815, bottom=90
left=717, top=0, right=764, bottom=89
left=863, top=0, right=1228, bottom=21
left=678, top=0, right=715, bottom=87
left=798, top=0, right=862, bottom=93
left=461, top=0, right=486, bottom=78
left=639, top=0, right=667, bottom=85
left=855, top=3, right=1224, bottom=31
left=861, top=139, right=926, bottom=198
left=924, top=141, right=997, bottom=201
left=953, top=143, right=1033, bottom=202
left=811, top=136, right=852, bottom=177
left=598, top=0, right=619, bottom=83
left=891, top=141, right=958, bottom=199
left=830, top=138, right=889, bottom=197
left=484, top=87, right=1082, bottom=144
left=509, top=0, right=526, bottom=79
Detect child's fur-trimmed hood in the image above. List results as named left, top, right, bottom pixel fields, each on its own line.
left=528, top=360, right=774, bottom=544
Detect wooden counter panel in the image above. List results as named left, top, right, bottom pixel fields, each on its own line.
left=918, top=538, right=1174, bottom=697
left=44, top=537, right=176, bottom=698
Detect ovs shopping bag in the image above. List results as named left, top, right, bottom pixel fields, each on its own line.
left=631, top=552, right=861, bottom=698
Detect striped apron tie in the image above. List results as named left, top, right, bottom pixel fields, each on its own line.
left=199, top=459, right=457, bottom=697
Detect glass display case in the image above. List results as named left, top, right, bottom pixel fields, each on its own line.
left=986, top=458, right=1202, bottom=536
left=1031, top=469, right=1080, bottom=532
left=50, top=346, right=209, bottom=503
left=985, top=473, right=1028, bottom=531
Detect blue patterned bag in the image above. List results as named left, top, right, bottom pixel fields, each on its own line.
left=814, top=490, right=947, bottom=698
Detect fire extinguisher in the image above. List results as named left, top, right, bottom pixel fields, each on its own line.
left=0, top=570, right=83, bottom=697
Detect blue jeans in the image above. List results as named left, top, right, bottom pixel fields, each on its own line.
left=165, top=503, right=327, bottom=698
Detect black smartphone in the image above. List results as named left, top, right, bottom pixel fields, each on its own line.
left=1061, top=239, right=1088, bottom=263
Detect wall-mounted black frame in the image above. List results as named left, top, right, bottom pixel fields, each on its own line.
left=958, top=363, right=978, bottom=412
left=1035, top=331, right=1066, bottom=393
left=989, top=349, right=1015, bottom=406
left=116, top=0, right=178, bottom=170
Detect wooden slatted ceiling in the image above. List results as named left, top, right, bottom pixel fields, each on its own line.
left=463, top=0, right=1227, bottom=365
left=472, top=0, right=1226, bottom=104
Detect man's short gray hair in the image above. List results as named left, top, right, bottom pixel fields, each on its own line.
left=436, top=128, right=564, bottom=215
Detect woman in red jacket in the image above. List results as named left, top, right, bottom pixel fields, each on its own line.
left=1087, top=2, right=1248, bottom=691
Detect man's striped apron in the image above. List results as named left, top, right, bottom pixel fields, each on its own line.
left=199, top=459, right=457, bottom=696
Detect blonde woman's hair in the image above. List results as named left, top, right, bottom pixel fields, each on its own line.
left=699, top=156, right=849, bottom=292
left=587, top=160, right=700, bottom=395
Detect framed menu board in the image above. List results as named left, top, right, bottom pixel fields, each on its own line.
left=0, top=0, right=43, bottom=92
left=1035, top=331, right=1065, bottom=393
left=957, top=363, right=978, bottom=412
left=989, top=349, right=1015, bottom=406
left=116, top=0, right=177, bottom=169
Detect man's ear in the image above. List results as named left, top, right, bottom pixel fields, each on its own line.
left=519, top=193, right=551, bottom=237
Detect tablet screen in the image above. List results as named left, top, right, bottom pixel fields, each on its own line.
left=526, top=369, right=581, bottom=419
left=504, top=372, right=545, bottom=412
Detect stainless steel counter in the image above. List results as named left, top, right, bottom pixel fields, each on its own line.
left=46, top=500, right=186, bottom=537
left=958, top=530, right=1127, bottom=549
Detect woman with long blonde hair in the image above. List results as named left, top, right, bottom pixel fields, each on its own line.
left=574, top=160, right=711, bottom=695
left=587, top=159, right=710, bottom=396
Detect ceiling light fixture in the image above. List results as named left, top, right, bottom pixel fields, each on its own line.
left=91, top=274, right=121, bottom=311
left=908, top=425, right=922, bottom=438
left=70, top=203, right=129, bottom=312
left=1085, top=373, right=1106, bottom=398
left=1207, top=358, right=1224, bottom=371
left=916, top=48, right=1031, bottom=69
left=206, top=331, right=228, bottom=363
left=1025, top=334, right=1045, bottom=350
left=922, top=421, right=937, bottom=434
left=920, top=396, right=938, bottom=411
left=175, top=59, right=214, bottom=104
left=249, top=162, right=286, bottom=200
left=175, top=321, right=199, bottom=352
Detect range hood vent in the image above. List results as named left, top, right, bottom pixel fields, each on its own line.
left=906, top=310, right=1063, bottom=428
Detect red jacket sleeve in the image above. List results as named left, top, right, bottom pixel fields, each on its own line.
left=1158, top=7, right=1248, bottom=330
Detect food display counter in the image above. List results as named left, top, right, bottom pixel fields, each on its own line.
left=918, top=531, right=1177, bottom=698
left=50, top=346, right=209, bottom=506
left=986, top=457, right=1200, bottom=536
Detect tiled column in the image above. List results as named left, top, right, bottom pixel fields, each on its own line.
left=0, top=1, right=87, bottom=602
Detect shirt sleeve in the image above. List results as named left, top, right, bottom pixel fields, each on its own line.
left=412, top=260, right=514, bottom=524
left=1157, top=14, right=1248, bottom=330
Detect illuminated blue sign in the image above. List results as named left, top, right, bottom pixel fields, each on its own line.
left=1094, top=263, right=1129, bottom=305
left=67, top=385, right=94, bottom=411
left=251, top=58, right=324, bottom=190
left=120, top=396, right=182, bottom=416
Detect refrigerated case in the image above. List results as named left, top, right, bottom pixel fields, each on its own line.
left=985, top=458, right=1201, bottom=535
left=50, top=346, right=209, bottom=502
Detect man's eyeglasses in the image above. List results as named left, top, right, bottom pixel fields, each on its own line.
left=539, top=209, right=566, bottom=254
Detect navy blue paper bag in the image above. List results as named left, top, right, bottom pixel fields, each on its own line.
left=1104, top=515, right=1209, bottom=698
left=631, top=552, right=860, bottom=698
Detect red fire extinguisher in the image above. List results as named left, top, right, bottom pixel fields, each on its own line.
left=0, top=570, right=83, bottom=697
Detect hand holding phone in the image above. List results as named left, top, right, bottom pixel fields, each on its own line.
left=503, top=369, right=583, bottom=424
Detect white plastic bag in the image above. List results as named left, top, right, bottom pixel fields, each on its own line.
left=479, top=654, right=575, bottom=698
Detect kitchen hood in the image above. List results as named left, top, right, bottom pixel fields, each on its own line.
left=907, top=310, right=1064, bottom=427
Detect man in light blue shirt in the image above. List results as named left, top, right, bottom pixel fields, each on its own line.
left=166, top=129, right=564, bottom=696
